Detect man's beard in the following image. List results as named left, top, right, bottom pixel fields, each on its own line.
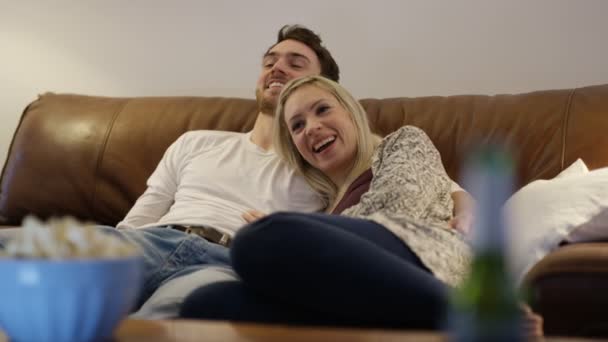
left=256, top=88, right=277, bottom=116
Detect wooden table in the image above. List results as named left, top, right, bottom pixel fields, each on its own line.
left=1, top=319, right=605, bottom=341
left=111, top=319, right=604, bottom=342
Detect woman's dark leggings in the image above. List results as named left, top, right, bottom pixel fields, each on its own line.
left=180, top=212, right=449, bottom=329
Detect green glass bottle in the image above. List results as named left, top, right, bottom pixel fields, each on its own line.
left=447, top=145, right=523, bottom=342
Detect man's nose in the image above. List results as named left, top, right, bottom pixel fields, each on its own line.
left=271, top=58, right=288, bottom=75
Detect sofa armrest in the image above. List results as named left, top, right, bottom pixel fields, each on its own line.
left=523, top=242, right=608, bottom=337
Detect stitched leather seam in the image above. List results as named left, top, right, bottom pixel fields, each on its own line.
left=92, top=99, right=129, bottom=220
left=560, top=88, right=576, bottom=171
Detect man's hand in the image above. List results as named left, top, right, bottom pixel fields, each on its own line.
left=448, top=212, right=474, bottom=235
left=450, top=190, right=476, bottom=236
left=242, top=210, right=266, bottom=224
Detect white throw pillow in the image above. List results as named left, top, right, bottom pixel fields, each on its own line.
left=553, top=158, right=589, bottom=178
left=503, top=159, right=608, bottom=284
left=565, top=206, right=608, bottom=243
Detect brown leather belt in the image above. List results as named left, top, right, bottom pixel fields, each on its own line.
left=171, top=225, right=232, bottom=247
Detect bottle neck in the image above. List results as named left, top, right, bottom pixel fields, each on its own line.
left=464, top=148, right=514, bottom=253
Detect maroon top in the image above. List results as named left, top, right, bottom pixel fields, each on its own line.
left=330, top=168, right=373, bottom=215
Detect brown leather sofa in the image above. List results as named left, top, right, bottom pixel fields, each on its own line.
left=1, top=84, right=608, bottom=336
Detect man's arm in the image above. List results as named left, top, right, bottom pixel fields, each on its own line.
left=116, top=185, right=175, bottom=229
left=116, top=136, right=185, bottom=229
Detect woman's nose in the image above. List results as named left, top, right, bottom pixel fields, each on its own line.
left=305, top=120, right=322, bottom=136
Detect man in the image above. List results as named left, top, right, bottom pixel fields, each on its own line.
left=122, top=25, right=341, bottom=318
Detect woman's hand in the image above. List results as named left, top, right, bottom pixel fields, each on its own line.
left=242, top=210, right=267, bottom=223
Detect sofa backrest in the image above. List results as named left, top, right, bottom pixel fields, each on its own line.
left=1, top=84, right=607, bottom=226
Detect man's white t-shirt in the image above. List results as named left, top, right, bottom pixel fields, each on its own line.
left=117, top=131, right=324, bottom=236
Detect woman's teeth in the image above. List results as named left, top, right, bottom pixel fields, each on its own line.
left=313, top=136, right=336, bottom=153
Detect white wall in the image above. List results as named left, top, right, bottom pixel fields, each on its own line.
left=2, top=0, right=608, bottom=170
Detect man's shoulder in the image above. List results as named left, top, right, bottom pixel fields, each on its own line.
left=176, top=130, right=245, bottom=150
left=180, top=129, right=243, bottom=141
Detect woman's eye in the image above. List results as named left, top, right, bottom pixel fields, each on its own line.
left=290, top=121, right=304, bottom=132
left=317, top=105, right=330, bottom=115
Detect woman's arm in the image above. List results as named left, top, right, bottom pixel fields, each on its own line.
left=354, top=126, right=452, bottom=219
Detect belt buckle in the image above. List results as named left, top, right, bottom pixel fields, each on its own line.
left=184, top=226, right=231, bottom=247
left=216, top=233, right=231, bottom=247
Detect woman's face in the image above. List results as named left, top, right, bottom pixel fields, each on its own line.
left=283, top=85, right=357, bottom=181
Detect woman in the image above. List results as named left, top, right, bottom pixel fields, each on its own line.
left=180, top=75, right=542, bottom=335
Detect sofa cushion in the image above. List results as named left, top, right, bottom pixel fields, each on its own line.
left=0, top=94, right=258, bottom=226
left=505, top=159, right=608, bottom=283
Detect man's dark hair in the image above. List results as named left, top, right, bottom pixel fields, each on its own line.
left=271, top=25, right=340, bottom=82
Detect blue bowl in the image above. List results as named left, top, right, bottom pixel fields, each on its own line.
left=0, top=256, right=143, bottom=342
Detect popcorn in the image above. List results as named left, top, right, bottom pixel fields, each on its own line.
left=1, top=216, right=138, bottom=259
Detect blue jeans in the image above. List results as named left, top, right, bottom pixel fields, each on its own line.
left=98, top=226, right=231, bottom=308
left=0, top=226, right=231, bottom=310
left=180, top=212, right=448, bottom=329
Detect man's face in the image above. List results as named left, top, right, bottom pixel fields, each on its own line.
left=255, top=39, right=322, bottom=115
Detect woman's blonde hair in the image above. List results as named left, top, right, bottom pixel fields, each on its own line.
left=273, top=75, right=380, bottom=208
